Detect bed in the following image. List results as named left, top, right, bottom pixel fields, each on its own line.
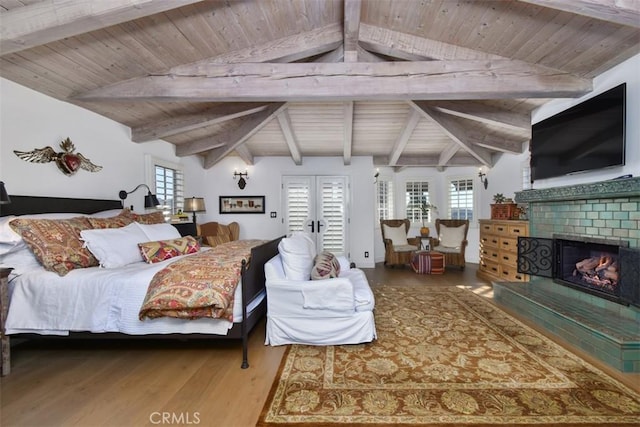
left=0, top=195, right=282, bottom=370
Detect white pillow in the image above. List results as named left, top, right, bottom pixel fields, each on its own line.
left=278, top=233, right=315, bottom=280
left=80, top=222, right=149, bottom=268
left=439, top=224, right=466, bottom=248
left=136, top=222, right=181, bottom=241
left=383, top=224, right=408, bottom=246
left=0, top=245, right=41, bottom=274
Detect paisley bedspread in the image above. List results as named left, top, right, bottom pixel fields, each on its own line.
left=139, top=239, right=266, bottom=321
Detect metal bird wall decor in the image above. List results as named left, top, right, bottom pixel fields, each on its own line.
left=14, top=138, right=103, bottom=176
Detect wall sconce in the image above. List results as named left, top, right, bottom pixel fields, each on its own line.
left=233, top=170, right=249, bottom=189
left=374, top=170, right=379, bottom=184
left=118, top=183, right=160, bottom=208
left=478, top=168, right=488, bottom=190
left=184, top=197, right=206, bottom=227
left=0, top=182, right=11, bottom=205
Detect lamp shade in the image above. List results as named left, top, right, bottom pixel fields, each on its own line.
left=144, top=193, right=160, bottom=208
left=0, top=181, right=10, bottom=205
left=184, top=197, right=206, bottom=213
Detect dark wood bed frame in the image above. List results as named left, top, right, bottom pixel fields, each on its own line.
left=1, top=195, right=283, bottom=369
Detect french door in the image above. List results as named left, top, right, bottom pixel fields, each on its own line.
left=282, top=175, right=349, bottom=256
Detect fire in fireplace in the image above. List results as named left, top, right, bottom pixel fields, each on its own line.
left=555, top=237, right=621, bottom=300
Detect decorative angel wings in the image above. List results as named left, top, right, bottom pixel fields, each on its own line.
left=14, top=138, right=102, bottom=176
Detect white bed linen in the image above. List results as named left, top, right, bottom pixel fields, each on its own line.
left=6, top=253, right=263, bottom=336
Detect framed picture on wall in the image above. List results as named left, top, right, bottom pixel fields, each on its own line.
left=219, top=196, right=265, bottom=214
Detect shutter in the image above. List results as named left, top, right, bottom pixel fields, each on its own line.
left=318, top=176, right=347, bottom=254
left=283, top=176, right=312, bottom=234
left=448, top=178, right=474, bottom=220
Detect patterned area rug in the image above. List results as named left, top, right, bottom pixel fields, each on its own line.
left=258, top=286, right=640, bottom=426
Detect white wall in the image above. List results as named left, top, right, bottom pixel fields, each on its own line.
left=0, top=78, right=206, bottom=212
left=200, top=156, right=377, bottom=268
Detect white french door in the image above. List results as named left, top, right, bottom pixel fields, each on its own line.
left=282, top=175, right=349, bottom=256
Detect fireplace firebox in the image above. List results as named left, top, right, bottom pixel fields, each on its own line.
left=518, top=235, right=640, bottom=307
left=554, top=237, right=621, bottom=302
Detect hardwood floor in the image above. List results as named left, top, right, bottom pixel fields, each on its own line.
left=1, top=263, right=638, bottom=427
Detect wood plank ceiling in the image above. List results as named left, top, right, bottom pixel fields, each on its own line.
left=1, top=0, right=638, bottom=170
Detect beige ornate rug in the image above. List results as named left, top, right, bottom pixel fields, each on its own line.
left=258, top=286, right=640, bottom=426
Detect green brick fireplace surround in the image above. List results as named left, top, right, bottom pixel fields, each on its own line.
left=493, top=177, right=640, bottom=372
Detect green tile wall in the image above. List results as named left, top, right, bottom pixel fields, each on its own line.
left=529, top=196, right=640, bottom=248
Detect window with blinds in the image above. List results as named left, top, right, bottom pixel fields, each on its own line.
left=448, top=178, right=474, bottom=220
left=283, top=177, right=311, bottom=234
left=375, top=178, right=394, bottom=222
left=155, top=164, right=184, bottom=216
left=405, top=180, right=432, bottom=224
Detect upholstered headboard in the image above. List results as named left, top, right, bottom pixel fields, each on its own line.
left=0, top=195, right=123, bottom=217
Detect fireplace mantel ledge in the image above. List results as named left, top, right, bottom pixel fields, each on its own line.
left=515, top=177, right=640, bottom=203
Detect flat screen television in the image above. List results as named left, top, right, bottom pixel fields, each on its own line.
left=530, top=83, right=626, bottom=181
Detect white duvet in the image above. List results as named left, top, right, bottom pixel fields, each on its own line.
left=6, top=253, right=260, bottom=336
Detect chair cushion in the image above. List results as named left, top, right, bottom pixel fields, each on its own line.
left=278, top=233, right=315, bottom=280
left=383, top=224, right=408, bottom=246
left=311, top=251, right=341, bottom=280
left=439, top=224, right=466, bottom=248
left=393, top=244, right=418, bottom=252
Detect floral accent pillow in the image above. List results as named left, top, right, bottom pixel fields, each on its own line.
left=131, top=211, right=166, bottom=225
left=138, top=236, right=200, bottom=263
left=9, top=216, right=98, bottom=275
left=311, top=251, right=341, bottom=280
left=87, top=213, right=133, bottom=229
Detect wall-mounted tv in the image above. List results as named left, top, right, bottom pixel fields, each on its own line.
left=530, top=83, right=626, bottom=181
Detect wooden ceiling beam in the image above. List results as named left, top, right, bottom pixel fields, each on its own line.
left=467, top=131, right=527, bottom=154
left=374, top=154, right=479, bottom=167
left=176, top=103, right=285, bottom=158
left=343, top=0, right=361, bottom=62
left=202, top=103, right=287, bottom=169
left=0, top=0, right=202, bottom=55
left=519, top=0, right=640, bottom=28
left=131, top=103, right=268, bottom=142
left=277, top=110, right=302, bottom=166
left=388, top=110, right=421, bottom=166
left=233, top=144, right=254, bottom=166
left=410, top=102, right=493, bottom=167
left=358, top=23, right=508, bottom=61
left=424, top=100, right=532, bottom=133
left=343, top=101, right=354, bottom=166
left=76, top=60, right=592, bottom=102
left=438, top=142, right=460, bottom=167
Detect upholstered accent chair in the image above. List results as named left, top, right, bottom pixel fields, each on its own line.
left=380, top=219, right=420, bottom=267
left=431, top=219, right=469, bottom=270
left=197, top=221, right=240, bottom=247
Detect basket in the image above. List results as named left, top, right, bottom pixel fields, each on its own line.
left=491, top=203, right=519, bottom=220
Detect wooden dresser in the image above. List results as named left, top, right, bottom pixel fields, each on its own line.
left=478, top=219, right=529, bottom=282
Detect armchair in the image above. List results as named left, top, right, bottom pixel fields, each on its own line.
left=380, top=219, right=420, bottom=267
left=431, top=219, right=469, bottom=270
left=264, top=233, right=376, bottom=346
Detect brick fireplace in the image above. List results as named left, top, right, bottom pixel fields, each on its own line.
left=493, top=177, right=640, bottom=372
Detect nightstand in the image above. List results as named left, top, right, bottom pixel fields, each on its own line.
left=1, top=267, right=12, bottom=376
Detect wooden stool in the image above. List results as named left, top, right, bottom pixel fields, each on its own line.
left=411, top=251, right=445, bottom=274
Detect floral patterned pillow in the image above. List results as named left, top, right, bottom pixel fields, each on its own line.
left=138, top=236, right=200, bottom=263
left=311, top=251, right=341, bottom=280
left=131, top=211, right=166, bottom=225
left=87, top=214, right=133, bottom=229
left=9, top=216, right=98, bottom=275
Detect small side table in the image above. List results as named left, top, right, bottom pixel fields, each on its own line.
left=416, top=236, right=431, bottom=251
left=1, top=267, right=12, bottom=376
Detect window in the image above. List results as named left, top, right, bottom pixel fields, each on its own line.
left=405, top=180, right=433, bottom=224
left=375, top=177, right=394, bottom=222
left=153, top=162, right=184, bottom=216
left=448, top=178, right=474, bottom=220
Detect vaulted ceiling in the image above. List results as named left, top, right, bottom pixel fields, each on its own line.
left=1, top=0, right=638, bottom=170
